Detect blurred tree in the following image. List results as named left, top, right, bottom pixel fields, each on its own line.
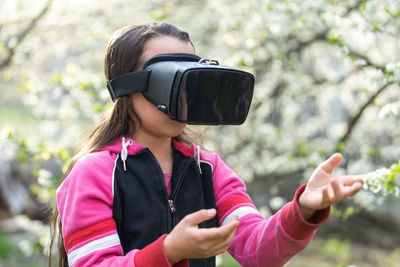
left=0, top=0, right=53, bottom=71
left=0, top=0, right=399, bottom=253
left=0, top=0, right=54, bottom=220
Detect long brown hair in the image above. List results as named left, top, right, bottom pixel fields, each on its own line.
left=48, top=22, right=195, bottom=267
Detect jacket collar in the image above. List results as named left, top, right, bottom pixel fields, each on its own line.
left=99, top=137, right=195, bottom=158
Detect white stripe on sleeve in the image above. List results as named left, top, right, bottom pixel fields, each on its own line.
left=68, top=233, right=121, bottom=266
left=221, top=206, right=259, bottom=226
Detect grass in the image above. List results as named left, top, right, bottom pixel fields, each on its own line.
left=218, top=237, right=400, bottom=267
left=0, top=103, right=37, bottom=124
left=0, top=232, right=46, bottom=267
left=0, top=102, right=45, bottom=141
left=0, top=102, right=91, bottom=145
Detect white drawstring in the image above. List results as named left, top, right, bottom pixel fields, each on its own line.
left=196, top=144, right=202, bottom=174
left=121, top=138, right=200, bottom=173
left=121, top=137, right=133, bottom=171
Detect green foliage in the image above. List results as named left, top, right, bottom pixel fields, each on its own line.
left=1, top=124, right=69, bottom=204
left=289, top=237, right=400, bottom=267
left=0, top=231, right=46, bottom=266
left=0, top=233, right=21, bottom=259
left=331, top=206, right=358, bottom=220
left=319, top=238, right=351, bottom=262
left=359, top=1, right=367, bottom=11
left=363, top=160, right=400, bottom=197
left=0, top=0, right=400, bottom=262
left=295, top=140, right=310, bottom=157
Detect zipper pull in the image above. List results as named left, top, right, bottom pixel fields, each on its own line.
left=168, top=200, right=176, bottom=213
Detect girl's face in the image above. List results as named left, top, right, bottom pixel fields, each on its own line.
left=130, top=36, right=195, bottom=140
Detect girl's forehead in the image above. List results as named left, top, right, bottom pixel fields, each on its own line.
left=141, top=36, right=195, bottom=63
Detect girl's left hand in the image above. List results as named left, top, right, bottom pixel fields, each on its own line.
left=298, top=153, right=363, bottom=220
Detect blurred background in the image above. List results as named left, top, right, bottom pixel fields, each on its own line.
left=0, top=0, right=399, bottom=266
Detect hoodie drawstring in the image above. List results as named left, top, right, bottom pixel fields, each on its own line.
left=121, top=137, right=133, bottom=171
left=121, top=138, right=201, bottom=174
left=196, top=144, right=202, bottom=174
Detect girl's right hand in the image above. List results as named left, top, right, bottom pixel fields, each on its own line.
left=163, top=209, right=239, bottom=264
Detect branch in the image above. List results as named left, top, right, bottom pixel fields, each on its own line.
left=0, top=0, right=53, bottom=71
left=337, top=82, right=394, bottom=146
left=347, top=48, right=386, bottom=71
left=250, top=0, right=367, bottom=78
left=285, top=0, right=366, bottom=55
left=310, top=65, right=363, bottom=86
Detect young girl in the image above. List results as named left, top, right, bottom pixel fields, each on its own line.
left=51, top=22, right=363, bottom=267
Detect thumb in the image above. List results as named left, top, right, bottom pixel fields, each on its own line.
left=319, top=153, right=343, bottom=174
left=184, top=209, right=216, bottom=226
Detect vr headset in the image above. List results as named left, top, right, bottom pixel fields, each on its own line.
left=107, top=53, right=254, bottom=125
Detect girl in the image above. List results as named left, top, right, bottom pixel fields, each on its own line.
left=50, top=22, right=363, bottom=267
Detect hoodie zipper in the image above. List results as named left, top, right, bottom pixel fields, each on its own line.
left=167, top=158, right=193, bottom=224
left=169, top=158, right=193, bottom=202
left=145, top=149, right=194, bottom=230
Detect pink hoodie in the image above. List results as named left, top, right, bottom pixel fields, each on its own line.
left=56, top=138, right=330, bottom=267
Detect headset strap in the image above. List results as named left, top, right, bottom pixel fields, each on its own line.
left=142, top=53, right=201, bottom=69
left=107, top=53, right=200, bottom=101
left=107, top=70, right=151, bottom=102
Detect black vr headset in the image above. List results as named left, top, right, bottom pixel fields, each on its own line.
left=107, top=53, right=254, bottom=125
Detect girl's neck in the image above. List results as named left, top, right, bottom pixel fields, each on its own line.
left=133, top=133, right=174, bottom=174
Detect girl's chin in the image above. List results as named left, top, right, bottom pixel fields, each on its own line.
left=171, top=126, right=187, bottom=137
left=170, top=120, right=187, bottom=129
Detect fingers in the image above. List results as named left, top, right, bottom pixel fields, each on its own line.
left=189, top=215, right=239, bottom=258
left=319, top=153, right=343, bottom=174
left=184, top=209, right=217, bottom=226
left=212, top=226, right=238, bottom=255
left=339, top=181, right=363, bottom=197
left=183, top=209, right=239, bottom=244
left=334, top=175, right=363, bottom=186
left=167, top=211, right=239, bottom=261
left=324, top=177, right=363, bottom=204
left=322, top=187, right=331, bottom=202
left=202, top=216, right=239, bottom=254
left=197, top=215, right=239, bottom=241
left=225, top=217, right=239, bottom=243
left=351, top=174, right=366, bottom=183
left=211, top=215, right=239, bottom=252
left=331, top=179, right=343, bottom=202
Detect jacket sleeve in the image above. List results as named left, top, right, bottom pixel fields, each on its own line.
left=208, top=152, right=330, bottom=267
left=56, top=152, right=186, bottom=267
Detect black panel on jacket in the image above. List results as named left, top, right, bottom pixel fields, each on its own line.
left=112, top=147, right=217, bottom=267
